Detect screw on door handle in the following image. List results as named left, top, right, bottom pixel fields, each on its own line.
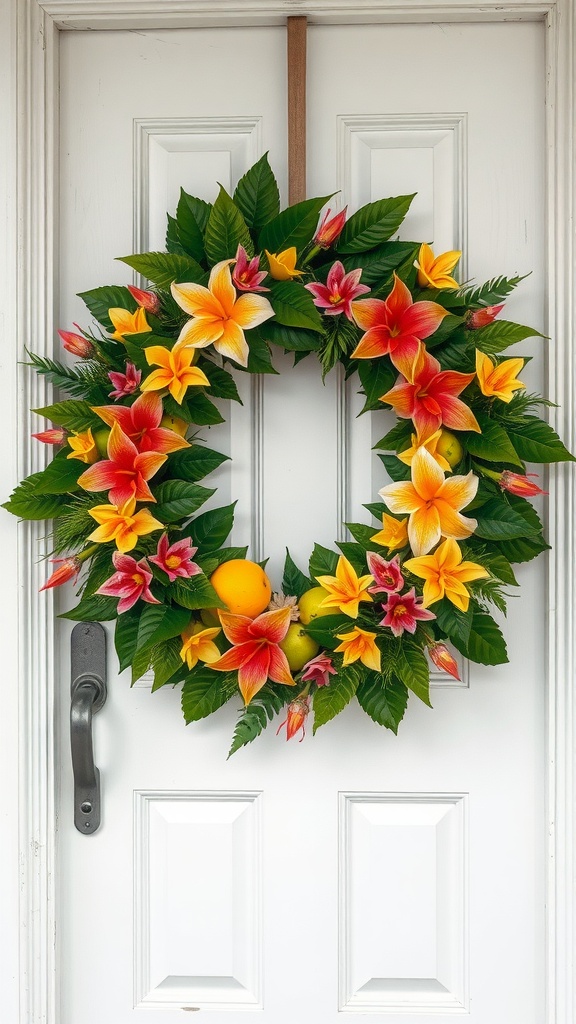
left=70, top=622, right=107, bottom=834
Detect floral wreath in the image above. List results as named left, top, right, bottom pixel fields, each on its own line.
left=5, top=155, right=573, bottom=756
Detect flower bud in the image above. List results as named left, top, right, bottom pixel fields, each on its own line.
left=499, top=471, right=548, bottom=497
left=276, top=695, right=311, bottom=741
left=428, top=641, right=460, bottom=681
left=58, top=329, right=95, bottom=358
left=314, top=207, right=347, bottom=248
left=467, top=303, right=504, bottom=329
left=32, top=428, right=67, bottom=445
left=127, top=285, right=160, bottom=314
left=40, top=556, right=81, bottom=592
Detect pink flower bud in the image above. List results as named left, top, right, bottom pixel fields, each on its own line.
left=467, top=303, right=504, bottom=329
left=40, top=556, right=82, bottom=592
left=32, top=428, right=67, bottom=445
left=276, top=695, right=311, bottom=741
left=127, top=285, right=160, bottom=314
left=499, top=471, right=548, bottom=497
left=428, top=641, right=460, bottom=681
left=58, top=329, right=95, bottom=358
left=313, top=207, right=347, bottom=248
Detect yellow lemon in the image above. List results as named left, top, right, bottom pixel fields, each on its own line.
left=209, top=559, right=271, bottom=618
left=298, top=586, right=334, bottom=625
left=436, top=429, right=464, bottom=468
left=200, top=607, right=220, bottom=627
left=160, top=414, right=189, bottom=437
left=278, top=622, right=320, bottom=672
left=93, top=428, right=111, bottom=458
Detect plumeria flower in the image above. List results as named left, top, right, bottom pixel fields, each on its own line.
left=379, top=446, right=479, bottom=557
left=58, top=329, right=95, bottom=358
left=32, top=427, right=67, bottom=445
left=414, top=243, right=461, bottom=289
left=404, top=537, right=489, bottom=612
left=315, top=554, right=374, bottom=618
left=107, top=362, right=142, bottom=400
left=351, top=273, right=449, bottom=378
left=467, top=303, right=504, bottom=329
left=427, top=641, right=461, bottom=681
left=397, top=429, right=453, bottom=473
left=127, top=285, right=160, bottom=314
left=40, top=556, right=82, bottom=592
left=366, top=552, right=404, bottom=594
left=211, top=606, right=295, bottom=705
left=171, top=259, right=274, bottom=367
left=149, top=534, right=202, bottom=582
left=108, top=306, right=151, bottom=342
left=475, top=350, right=525, bottom=402
left=140, top=341, right=210, bottom=405
left=276, top=695, right=311, bottom=741
left=96, top=552, right=160, bottom=613
left=334, top=626, right=381, bottom=672
left=300, top=653, right=337, bottom=687
left=370, top=513, right=409, bottom=552
left=180, top=623, right=221, bottom=670
left=77, top=422, right=167, bottom=506
left=379, top=588, right=436, bottom=637
left=66, top=429, right=98, bottom=464
left=232, top=245, right=269, bottom=292
left=313, top=207, right=347, bottom=248
left=265, top=247, right=303, bottom=281
left=87, top=497, right=163, bottom=553
left=93, top=392, right=189, bottom=454
left=305, top=261, right=370, bottom=320
left=498, top=471, right=548, bottom=497
left=381, top=346, right=480, bottom=439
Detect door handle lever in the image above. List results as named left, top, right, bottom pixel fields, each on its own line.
left=70, top=622, right=107, bottom=834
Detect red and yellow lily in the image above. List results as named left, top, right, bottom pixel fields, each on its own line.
left=140, top=341, right=210, bottom=405
left=404, top=537, right=489, bottom=612
left=210, top=606, right=295, bottom=705
left=92, top=392, right=189, bottom=454
left=87, top=497, right=163, bottom=553
left=171, top=259, right=274, bottom=367
left=315, top=555, right=374, bottom=618
left=351, top=273, right=449, bottom=377
left=77, top=422, right=166, bottom=506
left=381, top=346, right=480, bottom=440
left=379, top=446, right=478, bottom=556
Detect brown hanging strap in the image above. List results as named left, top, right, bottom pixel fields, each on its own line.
left=287, top=16, right=307, bottom=205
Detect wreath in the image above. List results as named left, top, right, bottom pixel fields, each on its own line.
left=5, top=154, right=573, bottom=756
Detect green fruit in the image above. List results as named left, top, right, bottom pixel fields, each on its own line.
left=93, top=428, right=111, bottom=458
left=279, top=623, right=320, bottom=672
left=298, top=586, right=333, bottom=625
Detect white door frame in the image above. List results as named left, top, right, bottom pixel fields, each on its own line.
left=1, top=2, right=574, bottom=1021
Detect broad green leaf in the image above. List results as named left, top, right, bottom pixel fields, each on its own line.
left=433, top=599, right=473, bottom=647
left=30, top=453, right=83, bottom=495
left=505, top=416, right=575, bottom=464
left=182, top=667, right=237, bottom=723
left=204, top=186, right=253, bottom=264
left=60, top=593, right=118, bottom=621
left=309, top=542, right=339, bottom=580
left=246, top=329, right=278, bottom=374
left=433, top=330, right=475, bottom=372
left=394, top=644, right=431, bottom=707
left=358, top=358, right=395, bottom=413
left=136, top=604, right=190, bottom=654
left=356, top=674, right=408, bottom=734
left=117, top=251, right=205, bottom=289
left=151, top=637, right=184, bottom=691
left=282, top=550, right=313, bottom=600
left=474, top=497, right=539, bottom=541
left=262, top=321, right=320, bottom=352
left=176, top=188, right=210, bottom=263
left=304, top=614, right=352, bottom=649
left=312, top=665, right=361, bottom=733
left=496, top=532, right=550, bottom=563
left=269, top=281, right=323, bottom=333
left=168, top=445, right=229, bottom=483
left=78, top=285, right=136, bottom=330
left=345, top=522, right=384, bottom=550
left=337, top=195, right=415, bottom=253
left=154, top=480, right=215, bottom=523
left=326, top=241, right=419, bottom=286
left=211, top=545, right=249, bottom=567
left=166, top=213, right=187, bottom=255
left=373, top=420, right=413, bottom=452
left=170, top=575, right=225, bottom=611
left=3, top=475, right=67, bottom=520
left=187, top=503, right=236, bottom=551
left=258, top=195, right=332, bottom=253
left=452, top=609, right=508, bottom=665
left=33, top=400, right=101, bottom=432
left=379, top=453, right=411, bottom=481
left=114, top=608, right=141, bottom=673
left=465, top=546, right=519, bottom=586
left=472, top=319, right=544, bottom=353
left=199, top=361, right=242, bottom=402
left=424, top=314, right=466, bottom=349
left=463, top=412, right=522, bottom=466
left=233, top=153, right=280, bottom=231
left=335, top=541, right=367, bottom=575
left=227, top=686, right=286, bottom=756
left=131, top=646, right=152, bottom=686
left=185, top=391, right=226, bottom=426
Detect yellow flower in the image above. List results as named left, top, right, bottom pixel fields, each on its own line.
left=180, top=623, right=221, bottom=670
left=370, top=513, right=409, bottom=551
left=87, top=497, right=163, bottom=553
left=414, top=243, right=461, bottom=289
left=475, top=350, right=525, bottom=403
left=265, top=247, right=303, bottom=281
left=315, top=554, right=373, bottom=618
left=66, top=428, right=98, bottom=464
left=334, top=626, right=381, bottom=672
left=379, top=446, right=478, bottom=557
left=404, top=537, right=489, bottom=612
left=397, top=429, right=452, bottom=473
left=108, top=306, right=151, bottom=342
left=141, top=341, right=210, bottom=405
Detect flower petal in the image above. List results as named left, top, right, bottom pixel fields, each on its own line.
left=435, top=500, right=477, bottom=541
left=379, top=480, right=423, bottom=515
left=237, top=646, right=271, bottom=704
left=208, top=260, right=237, bottom=314
left=351, top=327, right=392, bottom=359
left=438, top=470, right=479, bottom=511
left=217, top=611, right=254, bottom=646
left=214, top=321, right=249, bottom=367
left=232, top=292, right=275, bottom=329
left=351, top=298, right=388, bottom=331
left=267, top=645, right=295, bottom=686
left=171, top=281, right=224, bottom=320
left=408, top=505, right=442, bottom=556
left=177, top=317, right=224, bottom=349
left=400, top=300, right=448, bottom=340
left=411, top=446, right=445, bottom=501
left=248, top=607, right=292, bottom=643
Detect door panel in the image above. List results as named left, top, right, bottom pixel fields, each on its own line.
left=57, top=21, right=545, bottom=1023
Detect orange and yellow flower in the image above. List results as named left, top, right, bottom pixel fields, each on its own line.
left=211, top=606, right=295, bottom=705
left=379, top=446, right=478, bottom=556
left=380, top=345, right=479, bottom=440
left=87, top=497, right=163, bottom=553
left=404, top=537, right=489, bottom=612
left=370, top=513, right=409, bottom=551
left=180, top=623, right=222, bottom=670
left=315, top=555, right=374, bottom=618
left=265, top=247, right=303, bottom=281
left=334, top=626, right=381, bottom=672
left=475, top=350, right=525, bottom=402
left=415, top=243, right=461, bottom=290
left=108, top=306, right=151, bottom=342
left=397, top=430, right=452, bottom=473
left=66, top=428, right=98, bottom=464
left=140, top=342, right=210, bottom=405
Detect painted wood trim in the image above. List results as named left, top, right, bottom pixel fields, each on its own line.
left=9, top=3, right=575, bottom=1023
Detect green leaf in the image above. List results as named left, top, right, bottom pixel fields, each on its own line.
left=309, top=542, right=339, bottom=580
left=472, top=319, right=544, bottom=353
left=474, top=497, right=539, bottom=541
left=30, top=452, right=83, bottom=495
left=136, top=604, right=190, bottom=653
left=462, top=274, right=527, bottom=307
left=312, top=664, right=361, bottom=733
left=452, top=609, right=508, bottom=665
left=182, top=666, right=237, bottom=723
left=199, top=361, right=242, bottom=402
left=394, top=644, right=431, bottom=707
left=117, top=251, right=205, bottom=289
left=335, top=541, right=367, bottom=575
left=357, top=358, right=395, bottom=413
left=466, top=547, right=519, bottom=586
left=345, top=522, right=383, bottom=549
left=356, top=674, right=408, bottom=734
left=258, top=195, right=332, bottom=253
left=496, top=532, right=550, bottom=563
left=282, top=550, right=313, bottom=600
left=269, top=281, right=323, bottom=332
left=262, top=321, right=320, bottom=352
left=185, top=391, right=226, bottom=426
left=27, top=353, right=111, bottom=404
left=168, top=444, right=229, bottom=483
left=227, top=686, right=286, bottom=756
left=187, top=503, right=236, bottom=551
left=166, top=213, right=187, bottom=255
left=154, top=480, right=215, bottom=523
left=170, top=575, right=225, bottom=611
left=204, top=186, right=253, bottom=264
left=506, top=416, right=575, bottom=464
left=114, top=608, right=141, bottom=673
left=131, top=646, right=152, bottom=686
left=33, top=400, right=101, bottom=432
left=337, top=195, right=415, bottom=253
left=78, top=285, right=136, bottom=330
left=3, top=475, right=67, bottom=520
left=329, top=241, right=419, bottom=286
left=60, top=593, right=118, bottom=621
left=211, top=545, right=249, bottom=567
left=463, top=412, right=522, bottom=466
left=433, top=599, right=473, bottom=647
left=304, top=614, right=352, bottom=650
left=246, top=329, right=278, bottom=374
left=176, top=188, right=210, bottom=263
left=151, top=637, right=184, bottom=691
left=373, top=420, right=413, bottom=452
left=379, top=453, right=411, bottom=481
left=233, top=153, right=280, bottom=231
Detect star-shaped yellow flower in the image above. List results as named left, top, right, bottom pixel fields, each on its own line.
left=370, top=513, right=409, bottom=552
left=66, top=428, right=98, bottom=465
left=265, top=247, right=303, bottom=281
left=180, top=623, right=221, bottom=670
left=87, top=497, right=163, bottom=553
left=334, top=626, right=381, bottom=672
left=141, top=341, right=210, bottom=404
left=415, top=243, right=461, bottom=290
left=475, top=350, right=525, bottom=403
left=315, top=555, right=373, bottom=618
left=108, top=306, right=151, bottom=342
left=404, top=537, right=489, bottom=612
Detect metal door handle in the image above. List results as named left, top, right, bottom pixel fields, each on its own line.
left=70, top=622, right=107, bottom=834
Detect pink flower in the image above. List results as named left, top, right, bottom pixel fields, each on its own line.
left=366, top=552, right=404, bottom=595
left=96, top=551, right=160, bottom=613
left=300, top=653, right=337, bottom=687
left=40, top=556, right=81, bottom=592
left=305, top=261, right=370, bottom=320
left=467, top=303, right=504, bottom=329
left=108, top=362, right=142, bottom=400
left=127, top=285, right=160, bottom=314
left=149, top=534, right=202, bottom=582
left=379, top=587, right=436, bottom=637
left=313, top=207, right=347, bottom=248
left=428, top=641, right=460, bottom=681
left=499, top=471, right=548, bottom=497
left=232, top=245, right=269, bottom=292
left=276, top=695, right=311, bottom=741
left=32, top=427, right=67, bottom=445
left=58, top=329, right=95, bottom=358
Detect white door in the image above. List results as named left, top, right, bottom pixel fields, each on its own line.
left=5, top=12, right=557, bottom=1024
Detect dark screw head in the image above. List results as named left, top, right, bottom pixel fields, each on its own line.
left=80, top=801, right=92, bottom=813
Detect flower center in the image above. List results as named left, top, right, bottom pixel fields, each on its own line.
left=132, top=573, right=144, bottom=586
left=393, top=604, right=407, bottom=618
left=166, top=555, right=181, bottom=568
left=329, top=293, right=342, bottom=304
